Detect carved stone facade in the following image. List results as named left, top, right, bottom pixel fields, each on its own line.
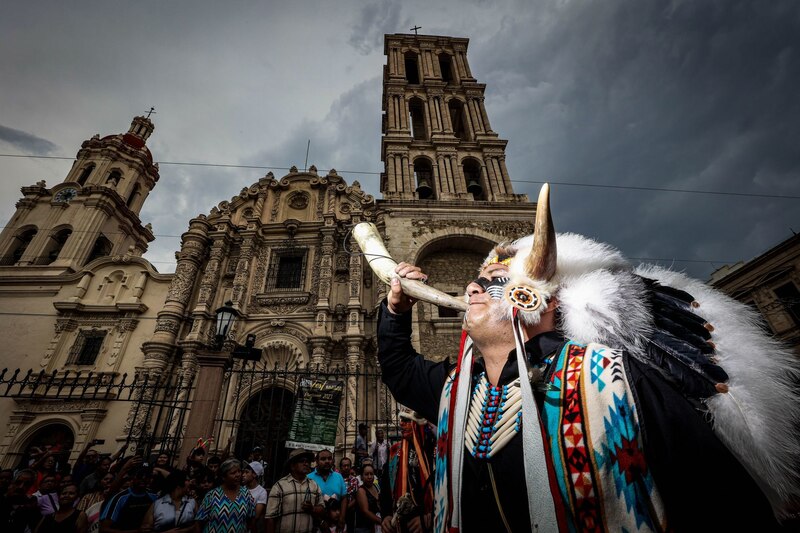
left=710, top=232, right=800, bottom=356
left=0, top=33, right=542, bottom=467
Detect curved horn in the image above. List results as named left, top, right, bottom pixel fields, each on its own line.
left=525, top=183, right=557, bottom=281
left=352, top=222, right=469, bottom=312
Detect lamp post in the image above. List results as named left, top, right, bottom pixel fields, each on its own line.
left=213, top=301, right=261, bottom=360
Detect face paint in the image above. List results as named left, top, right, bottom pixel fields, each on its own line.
left=473, top=276, right=510, bottom=300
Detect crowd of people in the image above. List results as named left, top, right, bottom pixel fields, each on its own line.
left=0, top=422, right=431, bottom=533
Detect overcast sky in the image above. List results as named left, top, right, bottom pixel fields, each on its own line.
left=1, top=0, right=798, bottom=280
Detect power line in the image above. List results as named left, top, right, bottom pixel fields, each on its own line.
left=3, top=153, right=799, bottom=200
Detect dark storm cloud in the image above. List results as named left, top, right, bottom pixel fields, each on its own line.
left=0, top=124, right=57, bottom=155
left=469, top=0, right=800, bottom=278
left=348, top=0, right=407, bottom=55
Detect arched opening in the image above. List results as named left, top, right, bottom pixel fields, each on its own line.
left=87, top=234, right=113, bottom=264
left=404, top=52, right=420, bottom=84
left=127, top=183, right=141, bottom=209
left=413, top=158, right=435, bottom=199
left=448, top=100, right=468, bottom=140
left=40, top=228, right=72, bottom=265
left=462, top=159, right=485, bottom=200
left=234, top=386, right=296, bottom=487
left=408, top=98, right=427, bottom=141
left=17, top=423, right=75, bottom=471
left=3, top=227, right=37, bottom=265
left=105, top=170, right=122, bottom=187
left=76, top=164, right=94, bottom=186
left=439, top=53, right=454, bottom=83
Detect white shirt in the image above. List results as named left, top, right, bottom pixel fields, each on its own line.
left=248, top=484, right=268, bottom=505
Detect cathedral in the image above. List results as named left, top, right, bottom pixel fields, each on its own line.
left=0, top=33, right=537, bottom=480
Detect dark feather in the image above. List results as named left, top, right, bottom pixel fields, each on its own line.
left=640, top=277, right=729, bottom=400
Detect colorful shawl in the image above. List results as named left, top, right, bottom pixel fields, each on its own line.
left=434, top=330, right=667, bottom=532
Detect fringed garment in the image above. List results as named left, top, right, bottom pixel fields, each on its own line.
left=434, top=337, right=667, bottom=533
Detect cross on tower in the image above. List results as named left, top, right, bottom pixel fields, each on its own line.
left=145, top=106, right=156, bottom=118
left=410, top=25, right=422, bottom=35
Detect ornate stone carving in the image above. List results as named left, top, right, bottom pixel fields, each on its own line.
left=154, top=318, right=180, bottom=335
left=166, top=261, right=199, bottom=306
left=270, top=190, right=282, bottom=222
left=410, top=219, right=533, bottom=239
left=288, top=192, right=309, bottom=210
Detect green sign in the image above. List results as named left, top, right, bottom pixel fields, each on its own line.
left=286, top=378, right=344, bottom=452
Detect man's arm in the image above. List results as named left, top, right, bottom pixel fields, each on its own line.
left=377, top=300, right=450, bottom=424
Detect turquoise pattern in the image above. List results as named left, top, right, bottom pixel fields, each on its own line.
left=196, top=485, right=256, bottom=533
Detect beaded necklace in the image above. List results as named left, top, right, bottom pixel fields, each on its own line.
left=464, top=372, right=523, bottom=459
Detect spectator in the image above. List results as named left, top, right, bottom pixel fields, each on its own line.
left=1, top=469, right=42, bottom=533
left=192, top=469, right=216, bottom=505
left=353, top=465, right=380, bottom=533
left=337, top=457, right=358, bottom=532
left=0, top=468, right=15, bottom=495
left=368, top=430, right=389, bottom=477
left=319, top=498, right=345, bottom=533
left=79, top=457, right=111, bottom=496
left=35, top=474, right=60, bottom=515
left=265, top=448, right=323, bottom=533
left=141, top=470, right=195, bottom=533
left=183, top=448, right=206, bottom=479
left=307, top=449, right=347, bottom=531
left=248, top=447, right=267, bottom=486
left=99, top=466, right=157, bottom=532
left=72, top=442, right=102, bottom=485
left=205, top=455, right=222, bottom=478
left=29, top=452, right=59, bottom=496
left=76, top=472, right=113, bottom=511
left=195, top=458, right=255, bottom=533
left=241, top=464, right=267, bottom=526
left=34, top=482, right=87, bottom=533
left=351, top=425, right=368, bottom=469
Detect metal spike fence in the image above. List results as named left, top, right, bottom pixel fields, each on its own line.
left=0, top=363, right=400, bottom=484
left=0, top=367, right=194, bottom=461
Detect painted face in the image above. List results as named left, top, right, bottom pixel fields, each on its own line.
left=464, top=263, right=514, bottom=334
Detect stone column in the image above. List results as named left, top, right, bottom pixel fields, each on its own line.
left=498, top=157, right=513, bottom=195
left=231, top=232, right=256, bottom=307
left=179, top=350, right=230, bottom=460
left=309, top=337, right=329, bottom=370
left=478, top=97, right=493, bottom=133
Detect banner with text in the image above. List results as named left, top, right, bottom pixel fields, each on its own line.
left=285, top=378, right=344, bottom=452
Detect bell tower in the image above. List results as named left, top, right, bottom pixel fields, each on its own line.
left=381, top=33, right=516, bottom=201
left=0, top=116, right=158, bottom=271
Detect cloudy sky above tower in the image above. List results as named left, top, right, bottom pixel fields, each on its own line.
left=1, top=0, right=798, bottom=280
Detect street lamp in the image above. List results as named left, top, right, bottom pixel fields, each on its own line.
left=214, top=301, right=239, bottom=350
left=213, top=301, right=261, bottom=361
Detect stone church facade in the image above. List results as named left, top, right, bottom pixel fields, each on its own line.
left=0, top=33, right=538, bottom=470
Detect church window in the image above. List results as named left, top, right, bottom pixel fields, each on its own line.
left=67, top=329, right=107, bottom=366
left=449, top=100, right=468, bottom=140
left=439, top=54, right=454, bottom=83
left=2, top=227, right=37, bottom=265
left=414, top=158, right=434, bottom=199
left=40, top=228, right=72, bottom=265
left=127, top=183, right=141, bottom=209
left=87, top=235, right=112, bottom=264
left=773, top=282, right=800, bottom=327
left=409, top=98, right=427, bottom=140
left=106, top=170, right=122, bottom=187
left=76, top=164, right=94, bottom=186
left=405, top=52, right=420, bottom=84
left=267, top=250, right=308, bottom=291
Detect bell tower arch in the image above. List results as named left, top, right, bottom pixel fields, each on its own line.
left=380, top=34, right=515, bottom=202
left=0, top=116, right=158, bottom=271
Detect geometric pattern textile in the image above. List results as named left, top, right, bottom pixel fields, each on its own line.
left=196, top=485, right=256, bottom=533
left=541, top=342, right=667, bottom=532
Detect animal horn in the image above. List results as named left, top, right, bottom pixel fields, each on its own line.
left=352, top=222, right=469, bottom=312
left=525, top=183, right=557, bottom=281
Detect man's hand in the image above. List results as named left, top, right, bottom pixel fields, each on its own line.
left=300, top=500, right=313, bottom=514
left=387, top=262, right=428, bottom=315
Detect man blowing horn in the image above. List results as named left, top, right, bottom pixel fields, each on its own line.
left=374, top=185, right=795, bottom=532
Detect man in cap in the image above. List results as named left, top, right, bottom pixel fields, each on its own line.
left=265, top=448, right=323, bottom=533
left=377, top=185, right=787, bottom=532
